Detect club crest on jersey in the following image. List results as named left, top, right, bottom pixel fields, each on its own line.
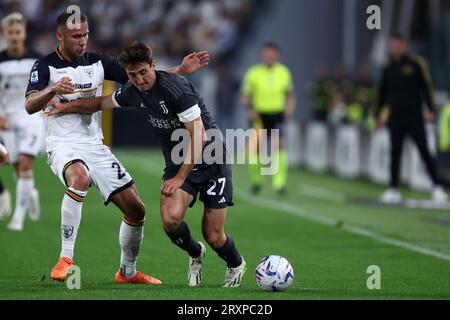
left=160, top=101, right=168, bottom=114
left=84, top=66, right=94, bottom=79
left=30, top=71, right=39, bottom=83
left=62, top=225, right=74, bottom=239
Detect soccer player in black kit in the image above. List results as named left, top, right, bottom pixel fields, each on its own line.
left=376, top=34, right=447, bottom=204
left=48, top=42, right=246, bottom=288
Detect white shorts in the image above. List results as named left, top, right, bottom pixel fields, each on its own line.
left=47, top=144, right=134, bottom=205
left=1, top=115, right=45, bottom=164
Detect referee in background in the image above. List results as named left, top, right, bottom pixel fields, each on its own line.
left=376, top=34, right=447, bottom=204
left=241, top=42, right=296, bottom=196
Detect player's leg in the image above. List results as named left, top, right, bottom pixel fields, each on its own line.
left=110, top=186, right=161, bottom=285
left=380, top=122, right=405, bottom=203
left=271, top=114, right=288, bottom=195
left=4, top=129, right=26, bottom=231
left=248, top=118, right=263, bottom=194
left=408, top=121, right=447, bottom=202
left=91, top=146, right=160, bottom=284
left=8, top=155, right=36, bottom=230
left=27, top=115, right=45, bottom=221
left=50, top=161, right=90, bottom=281
left=0, top=177, right=11, bottom=220
left=201, top=207, right=246, bottom=287
left=160, top=188, right=205, bottom=287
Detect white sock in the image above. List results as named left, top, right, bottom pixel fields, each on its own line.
left=10, top=177, right=33, bottom=225
left=119, top=221, right=144, bottom=278
left=60, top=188, right=87, bottom=259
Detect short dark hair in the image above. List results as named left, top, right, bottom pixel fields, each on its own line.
left=390, top=33, right=407, bottom=41
left=263, top=42, right=280, bottom=51
left=118, top=41, right=154, bottom=66
left=56, top=10, right=88, bottom=29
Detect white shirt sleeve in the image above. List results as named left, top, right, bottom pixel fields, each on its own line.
left=177, top=104, right=201, bottom=123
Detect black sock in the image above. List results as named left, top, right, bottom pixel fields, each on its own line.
left=0, top=180, right=4, bottom=194
left=166, top=222, right=202, bottom=258
left=215, top=235, right=242, bottom=268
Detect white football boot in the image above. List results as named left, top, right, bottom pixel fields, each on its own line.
left=223, top=257, right=247, bottom=288
left=432, top=186, right=448, bottom=204
left=28, top=188, right=41, bottom=221
left=188, top=242, right=206, bottom=287
left=7, top=218, right=23, bottom=231
left=380, top=188, right=402, bottom=204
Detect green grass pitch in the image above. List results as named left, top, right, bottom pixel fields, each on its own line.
left=1, top=149, right=450, bottom=300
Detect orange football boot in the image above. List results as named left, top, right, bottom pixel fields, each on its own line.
left=114, top=269, right=162, bottom=285
left=50, top=257, right=74, bottom=282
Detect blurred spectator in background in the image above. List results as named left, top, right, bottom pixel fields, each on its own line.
left=241, top=42, right=295, bottom=196
left=0, top=0, right=254, bottom=68
left=307, top=64, right=333, bottom=122
left=346, top=64, right=377, bottom=128
left=328, top=65, right=354, bottom=125
left=376, top=34, right=447, bottom=204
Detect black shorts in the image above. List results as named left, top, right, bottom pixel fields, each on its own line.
left=254, top=112, right=285, bottom=136
left=163, top=163, right=234, bottom=209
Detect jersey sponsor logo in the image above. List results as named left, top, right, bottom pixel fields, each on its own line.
left=74, top=83, right=93, bottom=90
left=147, top=114, right=182, bottom=130
left=159, top=100, right=169, bottom=114
left=30, top=70, right=39, bottom=83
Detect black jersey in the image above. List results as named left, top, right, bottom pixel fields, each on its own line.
left=377, top=54, right=435, bottom=120
left=113, top=71, right=225, bottom=172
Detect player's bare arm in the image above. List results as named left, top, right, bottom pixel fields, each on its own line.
left=167, top=51, right=210, bottom=76
left=161, top=117, right=207, bottom=197
left=25, top=77, right=75, bottom=114
left=47, top=94, right=116, bottom=116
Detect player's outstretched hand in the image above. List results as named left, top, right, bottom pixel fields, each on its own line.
left=51, top=77, right=75, bottom=95
left=179, top=51, right=210, bottom=75
left=161, top=177, right=185, bottom=198
left=0, top=143, right=10, bottom=165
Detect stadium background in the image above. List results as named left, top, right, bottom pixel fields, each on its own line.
left=2, top=0, right=450, bottom=300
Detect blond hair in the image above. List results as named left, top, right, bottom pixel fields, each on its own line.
left=1, top=13, right=27, bottom=30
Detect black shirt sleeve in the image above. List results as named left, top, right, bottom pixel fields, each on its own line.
left=101, top=54, right=129, bottom=85
left=376, top=66, right=388, bottom=117
left=112, top=84, right=140, bottom=108
left=173, top=77, right=199, bottom=114
left=25, top=59, right=50, bottom=97
left=415, top=58, right=436, bottom=112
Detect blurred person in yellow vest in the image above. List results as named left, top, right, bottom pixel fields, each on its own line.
left=241, top=43, right=296, bottom=196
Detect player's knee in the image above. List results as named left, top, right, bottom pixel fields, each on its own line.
left=18, top=156, right=33, bottom=173
left=161, top=208, right=183, bottom=233
left=203, top=229, right=226, bottom=250
left=124, top=198, right=146, bottom=222
left=69, top=172, right=90, bottom=191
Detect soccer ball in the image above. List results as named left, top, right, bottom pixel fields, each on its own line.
left=255, top=255, right=294, bottom=292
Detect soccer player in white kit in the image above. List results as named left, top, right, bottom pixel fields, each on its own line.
left=0, top=13, right=45, bottom=230
left=25, top=10, right=209, bottom=284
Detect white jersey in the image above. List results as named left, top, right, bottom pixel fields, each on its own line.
left=0, top=49, right=41, bottom=127
left=26, top=49, right=129, bottom=150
